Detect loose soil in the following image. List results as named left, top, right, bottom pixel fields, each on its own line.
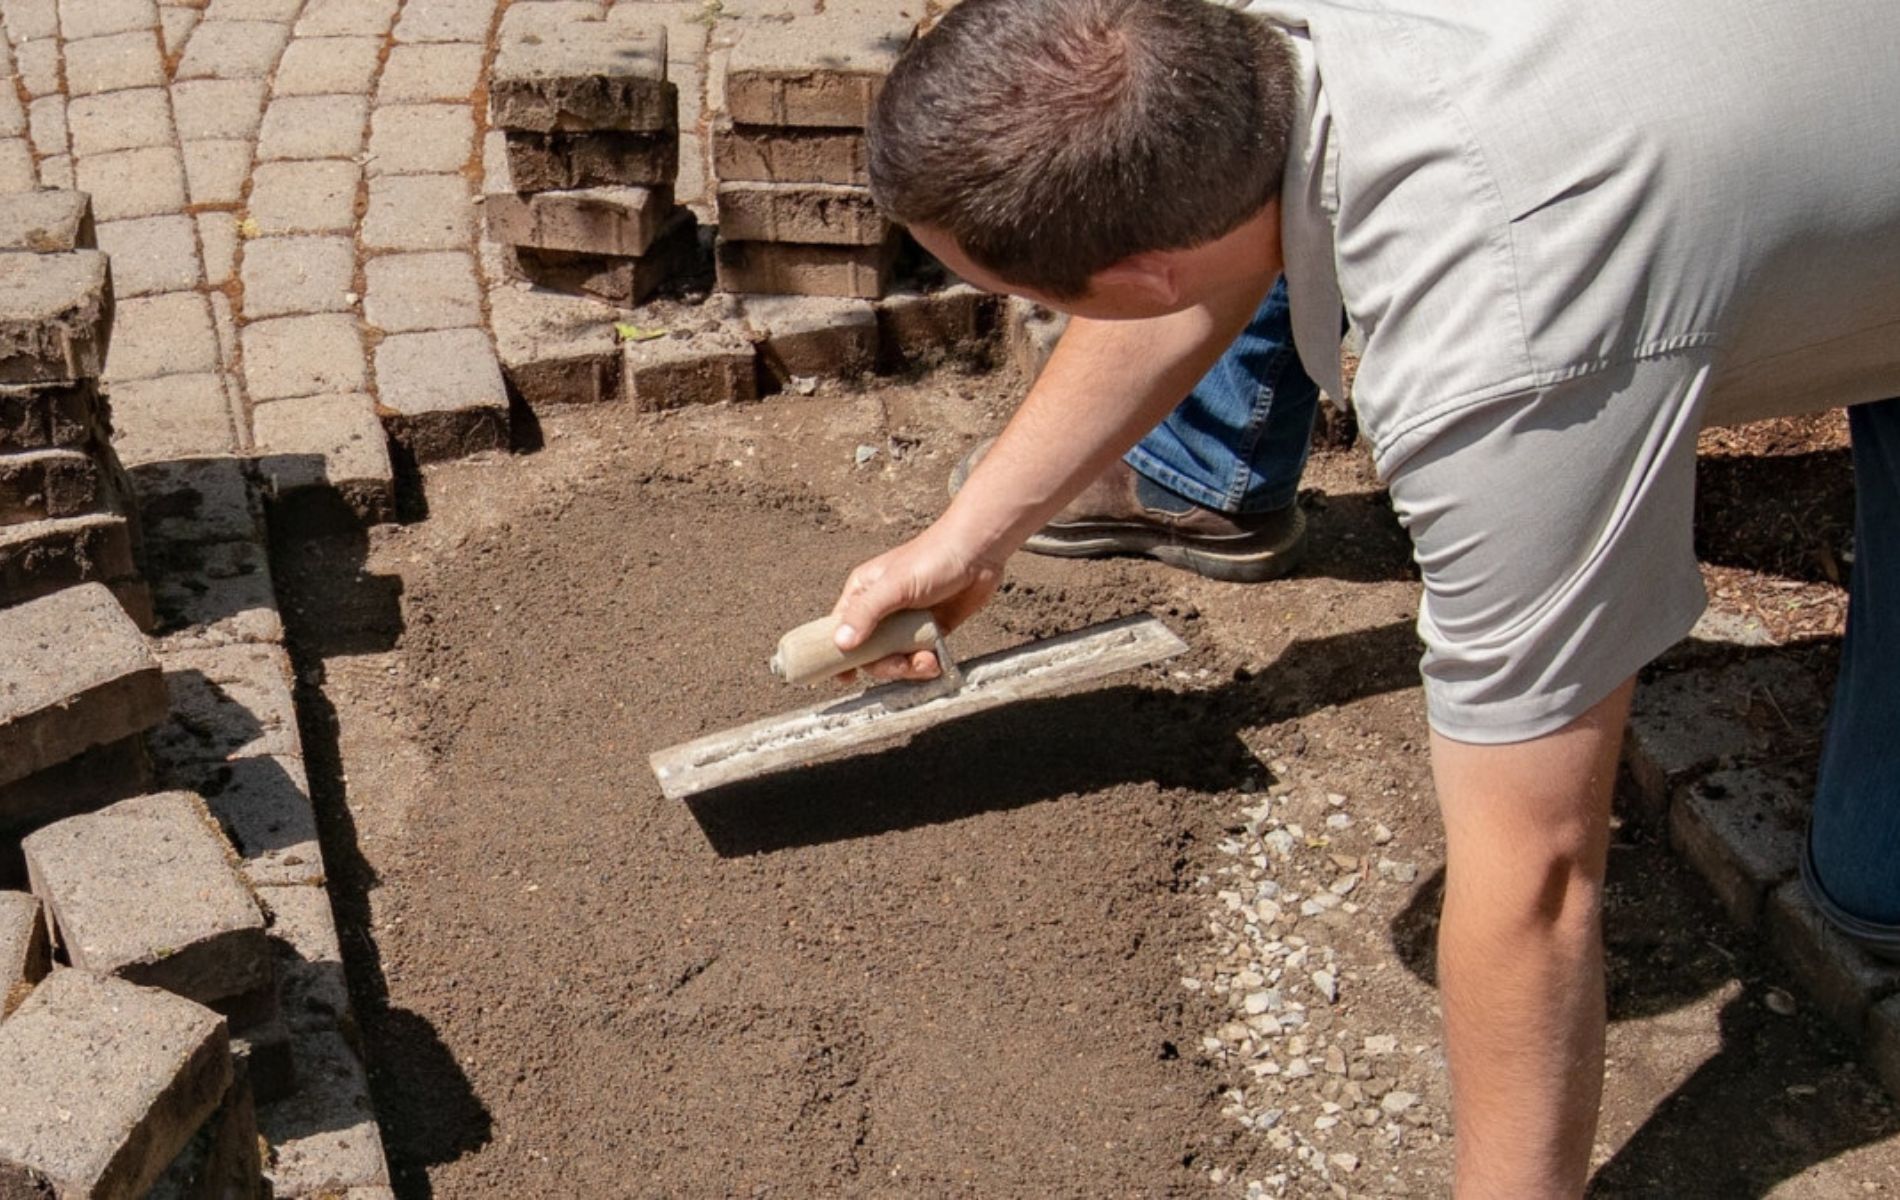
left=273, top=368, right=1900, bottom=1198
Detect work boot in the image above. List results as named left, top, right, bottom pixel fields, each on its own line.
left=948, top=438, right=1307, bottom=583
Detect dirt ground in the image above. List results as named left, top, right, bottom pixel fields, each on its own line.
left=271, top=362, right=1900, bottom=1198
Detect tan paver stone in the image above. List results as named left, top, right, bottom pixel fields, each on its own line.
left=172, top=77, right=267, bottom=139
left=271, top=34, right=382, bottom=96
left=0, top=513, right=144, bottom=617
left=722, top=2, right=913, bottom=128
left=24, top=95, right=63, bottom=155
left=106, top=373, right=238, bottom=465
left=159, top=3, right=198, bottom=54
left=147, top=538, right=285, bottom=651
left=247, top=158, right=359, bottom=234
left=240, top=235, right=355, bottom=317
left=622, top=325, right=757, bottom=411
left=66, top=85, right=173, bottom=155
left=0, top=448, right=108, bottom=523
left=0, top=891, right=49, bottom=1016
left=375, top=40, right=482, bottom=102
left=4, top=0, right=60, bottom=42
left=495, top=0, right=599, bottom=42
left=34, top=153, right=74, bottom=190
left=257, top=93, right=368, bottom=160
left=391, top=0, right=496, bottom=44
left=105, top=291, right=218, bottom=383
left=149, top=642, right=303, bottom=766
left=373, top=327, right=509, bottom=461
left=64, top=29, right=165, bottom=95
left=94, top=215, right=201, bottom=297
left=127, top=456, right=262, bottom=547
left=489, top=19, right=672, bottom=133
left=366, top=101, right=473, bottom=175
left=183, top=138, right=252, bottom=205
left=174, top=18, right=291, bottom=79
left=259, top=1028, right=390, bottom=1195
left=1670, top=765, right=1810, bottom=931
left=488, top=283, right=619, bottom=407
left=362, top=172, right=471, bottom=250
left=241, top=313, right=366, bottom=400
left=362, top=250, right=481, bottom=332
left=714, top=234, right=897, bottom=299
left=876, top=283, right=993, bottom=365
left=204, top=0, right=299, bottom=20
left=715, top=180, right=888, bottom=246
left=74, top=144, right=187, bottom=220
left=0, top=140, right=35, bottom=193
left=58, top=0, right=158, bottom=40
left=292, top=0, right=396, bottom=37
left=744, top=293, right=877, bottom=379
left=1766, top=880, right=1900, bottom=1040
left=198, top=212, right=239, bottom=286
left=1, top=378, right=106, bottom=453
left=0, top=189, right=93, bottom=253
left=511, top=211, right=697, bottom=305
left=165, top=755, right=321, bottom=887
left=251, top=392, right=395, bottom=524
left=0, top=250, right=112, bottom=383
left=13, top=38, right=60, bottom=99
left=503, top=127, right=675, bottom=190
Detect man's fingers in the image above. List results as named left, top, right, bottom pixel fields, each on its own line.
left=833, top=567, right=908, bottom=651
left=858, top=650, right=940, bottom=682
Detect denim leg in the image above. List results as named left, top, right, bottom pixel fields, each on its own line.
left=1123, top=276, right=1320, bottom=515
left=1807, top=395, right=1900, bottom=932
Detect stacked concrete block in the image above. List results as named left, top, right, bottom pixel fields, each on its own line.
left=486, top=20, right=700, bottom=307
left=712, top=0, right=916, bottom=300
left=0, top=191, right=152, bottom=625
left=0, top=890, right=48, bottom=1017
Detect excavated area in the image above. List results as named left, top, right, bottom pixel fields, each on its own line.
left=272, top=373, right=1900, bottom=1198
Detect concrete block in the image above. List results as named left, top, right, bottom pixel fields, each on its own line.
left=0, top=446, right=109, bottom=527
left=240, top=236, right=356, bottom=318
left=0, top=249, right=111, bottom=384
left=361, top=172, right=474, bottom=251
left=164, top=756, right=321, bottom=888
left=14, top=39, right=60, bottom=99
left=0, top=511, right=143, bottom=613
left=172, top=79, right=268, bottom=141
left=105, top=291, right=218, bottom=385
left=293, top=0, right=397, bottom=37
left=0, top=582, right=162, bottom=788
left=150, top=642, right=303, bottom=767
left=183, top=138, right=255, bottom=206
left=174, top=19, right=291, bottom=80
left=148, top=1060, right=265, bottom=1200
left=271, top=34, right=383, bottom=96
left=715, top=234, right=897, bottom=299
left=723, top=4, right=914, bottom=128
left=1625, top=657, right=1829, bottom=816
left=1670, top=765, right=1809, bottom=931
left=58, top=0, right=158, bottom=40
left=377, top=41, right=485, bottom=102
left=374, top=328, right=511, bottom=461
left=26, top=95, right=66, bottom=159
left=742, top=293, right=875, bottom=380
left=229, top=1003, right=294, bottom=1105
left=713, top=122, right=868, bottom=186
left=365, top=101, right=476, bottom=176
left=248, top=159, right=361, bottom=236
left=622, top=327, right=757, bottom=411
left=204, top=0, right=303, bottom=22
left=485, top=135, right=678, bottom=255
left=251, top=393, right=396, bottom=526
left=390, top=0, right=491, bottom=43
left=94, top=214, right=203, bottom=297
left=362, top=250, right=483, bottom=333
left=241, top=314, right=367, bottom=402
left=129, top=456, right=262, bottom=548
left=0, top=736, right=152, bottom=871
left=499, top=0, right=605, bottom=43
left=256, top=93, right=369, bottom=161
left=488, top=283, right=621, bottom=408
left=0, top=380, right=101, bottom=451
left=504, top=128, right=678, bottom=191
left=255, top=883, right=347, bottom=1033
left=259, top=1028, right=390, bottom=1195
left=64, top=29, right=166, bottom=95
left=106, top=373, right=239, bottom=466
left=511, top=211, right=699, bottom=306
left=0, top=188, right=94, bottom=253
left=716, top=181, right=887, bottom=245
left=3, top=0, right=60, bottom=42
left=74, top=145, right=188, bottom=221
left=0, top=890, right=49, bottom=1017
left=66, top=86, right=174, bottom=156
left=1765, top=879, right=1900, bottom=1040
left=24, top=791, right=271, bottom=1003
left=490, top=21, right=674, bottom=133
left=197, top=213, right=239, bottom=288
left=159, top=3, right=197, bottom=54
left=149, top=538, right=286, bottom=652
left=0, top=970, right=230, bottom=1199
left=876, top=282, right=994, bottom=366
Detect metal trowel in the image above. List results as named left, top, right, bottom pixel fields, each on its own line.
left=648, top=609, right=1189, bottom=799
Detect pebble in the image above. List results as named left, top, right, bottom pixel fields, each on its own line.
left=1382, top=1091, right=1420, bottom=1114
left=853, top=444, right=879, bottom=465
left=1313, top=970, right=1340, bottom=1003
left=1765, top=987, right=1797, bottom=1016
left=1363, top=1034, right=1399, bottom=1055
left=1372, top=823, right=1394, bottom=844
left=1330, top=1152, right=1361, bottom=1173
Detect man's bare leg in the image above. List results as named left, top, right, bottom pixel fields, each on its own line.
left=1430, top=679, right=1634, bottom=1199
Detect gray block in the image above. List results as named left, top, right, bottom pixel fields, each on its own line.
left=0, top=735, right=152, bottom=866
left=58, top=0, right=159, bottom=40
left=510, top=210, right=699, bottom=306
left=0, top=890, right=49, bottom=1017
left=488, top=283, right=621, bottom=408
left=24, top=791, right=272, bottom=1004
left=74, top=145, right=188, bottom=221
left=64, top=29, right=166, bottom=96
left=148, top=1058, right=265, bottom=1200
left=149, top=538, right=286, bottom=652
left=713, top=123, right=868, bottom=186
left=174, top=19, right=290, bottom=80
left=390, top=0, right=490, bottom=42
left=0, top=447, right=108, bottom=523
left=150, top=643, right=304, bottom=768
left=172, top=79, right=268, bottom=142
left=166, top=755, right=323, bottom=888
left=1765, top=879, right=1900, bottom=1040
left=723, top=3, right=914, bottom=128
left=622, top=326, right=757, bottom=412
left=374, top=328, right=510, bottom=462
left=294, top=0, right=398, bottom=37
left=259, top=1029, right=389, bottom=1195
left=877, top=283, right=995, bottom=368
left=1624, top=657, right=1828, bottom=815
left=240, top=236, right=357, bottom=318
left=129, top=456, right=264, bottom=548
left=270, top=34, right=383, bottom=95
left=0, top=379, right=101, bottom=451
left=362, top=250, right=483, bottom=333
left=251, top=393, right=396, bottom=526
left=361, top=172, right=472, bottom=251
left=716, top=181, right=888, bottom=246
left=0, top=583, right=163, bottom=788
left=0, top=188, right=94, bottom=252
left=105, top=291, right=218, bottom=385
left=94, top=214, right=204, bottom=297
left=256, top=94, right=369, bottom=161
left=248, top=159, right=361, bottom=236
left=742, top=293, right=877, bottom=380
left=503, top=128, right=677, bottom=191
left=715, top=234, right=898, bottom=299
left=0, top=249, right=112, bottom=384
left=486, top=132, right=677, bottom=255
left=106, top=372, right=239, bottom=466
left=1670, top=765, right=1810, bottom=930
left=490, top=20, right=674, bottom=133
left=256, top=883, right=347, bottom=1034
left=241, top=313, right=367, bottom=402
left=0, top=970, right=230, bottom=1200
left=66, top=86, right=175, bottom=157
left=365, top=102, right=476, bottom=176
left=377, top=41, right=485, bottom=103
left=183, top=139, right=255, bottom=207
left=0, top=511, right=144, bottom=615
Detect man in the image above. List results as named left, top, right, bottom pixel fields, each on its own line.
left=826, top=0, right=1900, bottom=1194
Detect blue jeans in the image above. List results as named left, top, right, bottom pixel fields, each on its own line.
left=1805, top=396, right=1900, bottom=948
left=1123, top=277, right=1319, bottom=514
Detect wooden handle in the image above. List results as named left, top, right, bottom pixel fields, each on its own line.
left=770, top=610, right=941, bottom=685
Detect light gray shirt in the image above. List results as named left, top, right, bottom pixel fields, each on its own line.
left=1248, top=0, right=1900, bottom=740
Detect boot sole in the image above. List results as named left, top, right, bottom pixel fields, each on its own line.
left=1023, top=505, right=1309, bottom=584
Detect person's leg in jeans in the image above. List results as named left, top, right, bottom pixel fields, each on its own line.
left=1124, top=276, right=1320, bottom=515
left=1804, top=395, right=1900, bottom=953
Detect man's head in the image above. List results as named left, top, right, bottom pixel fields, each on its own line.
left=869, top=0, right=1299, bottom=310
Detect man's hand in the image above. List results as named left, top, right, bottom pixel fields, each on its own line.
left=830, top=525, right=1004, bottom=682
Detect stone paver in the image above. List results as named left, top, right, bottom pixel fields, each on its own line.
left=390, top=0, right=493, bottom=44
left=64, top=29, right=166, bottom=96
left=362, top=250, right=481, bottom=332
left=362, top=172, right=472, bottom=250
left=293, top=0, right=397, bottom=38
left=376, top=41, right=482, bottom=102
left=205, top=0, right=301, bottom=21
left=25, top=95, right=64, bottom=157
left=744, top=293, right=877, bottom=379
left=251, top=392, right=395, bottom=524
left=73, top=144, right=186, bottom=220
left=66, top=85, right=172, bottom=155
left=172, top=77, right=267, bottom=139
left=248, top=159, right=360, bottom=234
left=94, top=214, right=201, bottom=297
left=241, top=313, right=366, bottom=401
left=57, top=0, right=159, bottom=40
left=366, top=101, right=473, bottom=175
left=197, top=212, right=239, bottom=286
left=0, top=891, right=48, bottom=1016
left=4, top=0, right=62, bottom=41
left=149, top=642, right=303, bottom=768
left=0, top=250, right=111, bottom=384
left=1670, top=765, right=1811, bottom=931
left=174, top=19, right=291, bottom=80
left=270, top=33, right=382, bottom=95
left=257, top=93, right=368, bottom=160
left=1766, top=879, right=1900, bottom=1039
left=183, top=138, right=251, bottom=205
left=240, top=236, right=356, bottom=317
left=487, top=283, right=619, bottom=407
left=105, top=291, right=219, bottom=383
left=105, top=373, right=238, bottom=464
left=158, top=5, right=197, bottom=55
left=490, top=20, right=672, bottom=132
left=373, top=327, right=509, bottom=461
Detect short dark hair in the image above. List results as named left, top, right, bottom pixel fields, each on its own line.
left=869, top=0, right=1298, bottom=298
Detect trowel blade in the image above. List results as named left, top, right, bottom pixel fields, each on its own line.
left=648, top=614, right=1189, bottom=800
